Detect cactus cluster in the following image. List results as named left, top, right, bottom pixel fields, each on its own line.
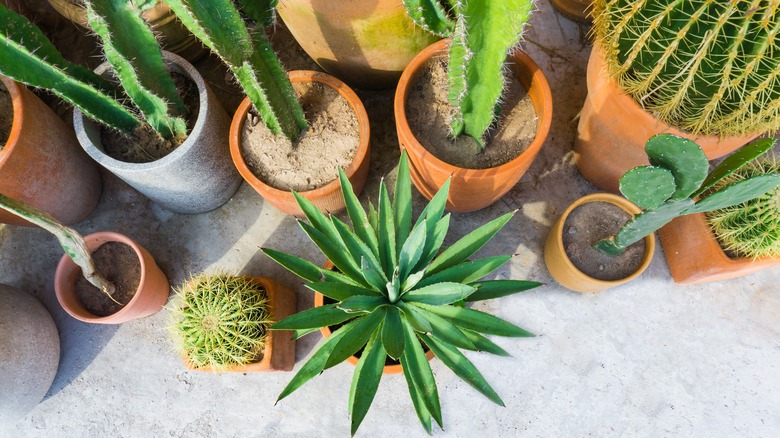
left=707, top=157, right=780, bottom=259
left=162, top=0, right=307, bottom=141
left=170, top=274, right=273, bottom=369
left=595, top=134, right=780, bottom=256
left=592, top=0, right=780, bottom=137
left=404, top=0, right=534, bottom=149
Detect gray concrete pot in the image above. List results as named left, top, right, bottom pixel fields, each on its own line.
left=73, top=51, right=241, bottom=214
left=0, top=284, right=60, bottom=429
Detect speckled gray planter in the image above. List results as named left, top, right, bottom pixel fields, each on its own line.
left=0, top=284, right=60, bottom=429
left=73, top=51, right=241, bottom=214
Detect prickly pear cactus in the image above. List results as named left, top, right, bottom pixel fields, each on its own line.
left=592, top=0, right=780, bottom=137
left=595, top=134, right=780, bottom=256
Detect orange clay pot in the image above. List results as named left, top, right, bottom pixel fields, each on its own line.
left=183, top=276, right=298, bottom=372
left=276, top=0, right=438, bottom=90
left=230, top=70, right=370, bottom=217
left=54, top=232, right=170, bottom=324
left=658, top=213, right=780, bottom=285
left=318, top=261, right=433, bottom=374
left=0, top=77, right=101, bottom=226
left=549, top=0, right=593, bottom=23
left=544, top=193, right=655, bottom=293
left=574, top=45, right=757, bottom=193
left=395, top=39, right=553, bottom=213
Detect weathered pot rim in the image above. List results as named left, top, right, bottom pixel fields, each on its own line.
left=0, top=76, right=23, bottom=164
left=229, top=70, right=371, bottom=200
left=73, top=50, right=209, bottom=171
left=393, top=38, right=553, bottom=177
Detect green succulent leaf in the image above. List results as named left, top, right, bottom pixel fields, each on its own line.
left=602, top=198, right=694, bottom=254
left=362, top=257, right=389, bottom=296
left=644, top=134, right=708, bottom=200
left=466, top=280, right=542, bottom=301
left=293, top=191, right=344, bottom=246
left=399, top=219, right=428, bottom=281
left=398, top=302, right=433, bottom=333
left=400, top=319, right=443, bottom=428
left=297, top=221, right=366, bottom=288
left=394, top=151, right=413, bottom=255
left=460, top=330, right=511, bottom=357
left=377, top=180, right=398, bottom=277
left=332, top=217, right=386, bottom=289
left=618, top=166, right=676, bottom=209
left=261, top=248, right=360, bottom=286
left=688, top=175, right=780, bottom=214
left=407, top=304, right=476, bottom=350
left=291, top=328, right=320, bottom=340
left=404, top=283, right=476, bottom=306
left=413, top=181, right=451, bottom=271
left=382, top=306, right=405, bottom=360
left=324, top=308, right=386, bottom=369
left=305, top=282, right=382, bottom=301
left=415, top=256, right=511, bottom=289
left=367, top=200, right=379, bottom=234
left=337, top=296, right=389, bottom=314
left=348, top=327, right=386, bottom=436
left=415, top=303, right=535, bottom=338
left=695, top=138, right=778, bottom=197
left=402, top=267, right=427, bottom=293
left=402, top=355, right=432, bottom=434
left=272, top=303, right=354, bottom=331
left=339, top=167, right=379, bottom=257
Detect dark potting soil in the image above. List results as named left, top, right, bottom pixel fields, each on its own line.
left=75, top=241, right=141, bottom=317
left=0, top=82, right=13, bottom=148
left=562, top=201, right=647, bottom=281
left=100, top=72, right=200, bottom=163
left=405, top=58, right=538, bottom=169
left=240, top=81, right=359, bottom=191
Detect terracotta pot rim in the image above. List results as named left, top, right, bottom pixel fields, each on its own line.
left=393, top=38, right=553, bottom=178
left=229, top=70, right=371, bottom=202
left=554, top=193, right=656, bottom=287
left=0, top=77, right=23, bottom=166
left=54, top=231, right=150, bottom=323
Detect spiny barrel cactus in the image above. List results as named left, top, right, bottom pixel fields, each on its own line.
left=0, top=3, right=140, bottom=134
left=596, top=134, right=780, bottom=256
left=593, top=0, right=780, bottom=137
left=263, top=151, right=540, bottom=435
left=84, top=0, right=188, bottom=141
left=404, top=0, right=534, bottom=149
left=707, top=156, right=780, bottom=259
left=170, top=274, right=273, bottom=369
left=162, top=0, right=307, bottom=141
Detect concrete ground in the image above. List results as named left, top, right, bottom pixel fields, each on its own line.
left=3, top=2, right=780, bottom=437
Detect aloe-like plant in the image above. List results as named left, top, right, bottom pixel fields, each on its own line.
left=262, top=152, right=541, bottom=435
left=595, top=134, right=780, bottom=256
left=0, top=192, right=115, bottom=296
left=403, top=0, right=534, bottom=149
left=162, top=0, right=307, bottom=141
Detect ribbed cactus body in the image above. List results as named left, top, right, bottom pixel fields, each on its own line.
left=0, top=4, right=140, bottom=134
left=85, top=0, right=187, bottom=141
left=403, top=0, right=455, bottom=37
left=236, top=0, right=278, bottom=27
left=163, top=0, right=307, bottom=141
left=593, top=0, right=780, bottom=137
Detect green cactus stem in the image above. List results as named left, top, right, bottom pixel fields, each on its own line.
left=236, top=0, right=278, bottom=27
left=592, top=0, right=780, bottom=137
left=163, top=0, right=307, bottom=141
left=0, top=193, right=116, bottom=297
left=84, top=0, right=188, bottom=141
left=0, top=4, right=140, bottom=134
left=403, top=0, right=455, bottom=37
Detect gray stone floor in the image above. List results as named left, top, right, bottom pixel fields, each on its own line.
left=3, top=2, right=780, bottom=437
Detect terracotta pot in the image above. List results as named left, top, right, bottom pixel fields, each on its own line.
left=395, top=39, right=553, bottom=212
left=230, top=70, right=371, bottom=217
left=549, top=0, right=593, bottom=23
left=0, top=76, right=101, bottom=226
left=46, top=0, right=207, bottom=62
left=544, top=193, right=656, bottom=293
left=276, top=0, right=438, bottom=90
left=574, top=45, right=757, bottom=193
left=658, top=213, right=780, bottom=285
left=183, top=276, right=298, bottom=372
left=54, top=231, right=170, bottom=324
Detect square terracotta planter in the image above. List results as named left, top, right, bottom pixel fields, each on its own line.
left=658, top=213, right=780, bottom=285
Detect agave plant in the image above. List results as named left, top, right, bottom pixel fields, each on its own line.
left=262, top=152, right=541, bottom=435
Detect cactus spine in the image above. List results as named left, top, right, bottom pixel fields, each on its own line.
left=592, top=0, right=780, bottom=137
left=162, top=0, right=307, bottom=141
left=170, top=275, right=273, bottom=369
left=84, top=0, right=187, bottom=141
left=707, top=157, right=780, bottom=259
left=595, top=135, right=780, bottom=256
left=236, top=0, right=278, bottom=27
left=0, top=4, right=140, bottom=134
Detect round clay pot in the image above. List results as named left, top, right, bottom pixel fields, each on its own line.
left=544, top=193, right=656, bottom=293
left=0, top=284, right=60, bottom=428
left=395, top=39, right=553, bottom=212
left=276, top=0, right=438, bottom=90
left=658, top=213, right=780, bottom=285
left=182, top=276, right=297, bottom=372
left=54, top=231, right=170, bottom=324
left=46, top=0, right=207, bottom=62
left=549, top=0, right=593, bottom=23
left=574, top=45, right=757, bottom=193
left=0, top=76, right=101, bottom=226
left=73, top=51, right=242, bottom=214
left=230, top=70, right=371, bottom=217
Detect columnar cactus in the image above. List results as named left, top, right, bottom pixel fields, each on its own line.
left=592, top=1, right=780, bottom=137
left=405, top=0, right=534, bottom=149
left=595, top=134, right=780, bottom=256
left=162, top=0, right=308, bottom=141
left=707, top=157, right=780, bottom=259
left=84, top=0, right=188, bottom=141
